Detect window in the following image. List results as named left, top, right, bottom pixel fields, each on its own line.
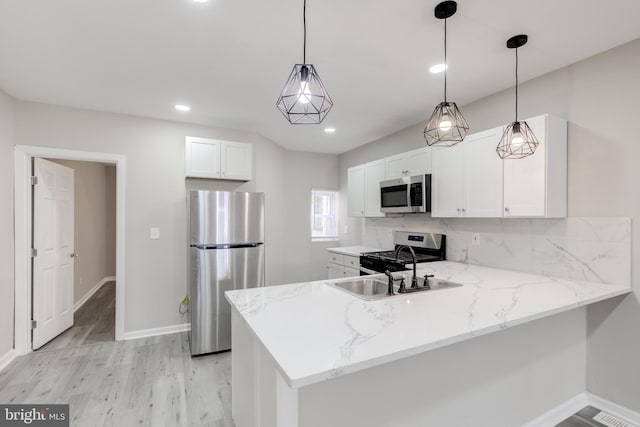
left=311, top=189, right=339, bottom=241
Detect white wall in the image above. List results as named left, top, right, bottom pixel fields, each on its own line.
left=339, top=38, right=640, bottom=412
left=12, top=100, right=339, bottom=335
left=52, top=160, right=115, bottom=304
left=0, top=89, right=16, bottom=358
left=283, top=151, right=341, bottom=284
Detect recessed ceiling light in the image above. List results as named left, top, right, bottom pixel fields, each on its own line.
left=192, top=0, right=208, bottom=3
left=429, top=63, right=448, bottom=74
left=175, top=104, right=191, bottom=112
left=324, top=128, right=336, bottom=133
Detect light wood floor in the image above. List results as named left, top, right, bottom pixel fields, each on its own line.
left=39, top=281, right=116, bottom=351
left=557, top=406, right=626, bottom=427
left=0, top=333, right=233, bottom=426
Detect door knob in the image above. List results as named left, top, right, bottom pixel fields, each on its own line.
left=70, top=253, right=78, bottom=258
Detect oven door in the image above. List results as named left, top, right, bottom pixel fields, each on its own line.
left=380, top=178, right=410, bottom=213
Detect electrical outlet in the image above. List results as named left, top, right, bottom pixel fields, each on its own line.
left=471, top=233, right=480, bottom=246
left=344, top=225, right=348, bottom=234
left=150, top=227, right=160, bottom=240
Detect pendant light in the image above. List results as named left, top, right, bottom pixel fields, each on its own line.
left=496, top=34, right=539, bottom=159
left=276, top=0, right=333, bottom=124
left=424, top=1, right=469, bottom=147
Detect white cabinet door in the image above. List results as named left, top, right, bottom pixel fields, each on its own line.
left=385, top=154, right=406, bottom=179
left=431, top=144, right=463, bottom=217
left=348, top=165, right=365, bottom=217
left=503, top=115, right=547, bottom=217
left=221, top=141, right=252, bottom=181
left=463, top=128, right=504, bottom=217
left=327, top=263, right=343, bottom=279
left=405, top=147, right=431, bottom=175
left=384, top=148, right=431, bottom=179
left=186, top=136, right=221, bottom=178
left=364, top=160, right=386, bottom=217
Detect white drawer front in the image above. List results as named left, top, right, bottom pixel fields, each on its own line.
left=343, top=255, right=360, bottom=269
left=328, top=253, right=344, bottom=265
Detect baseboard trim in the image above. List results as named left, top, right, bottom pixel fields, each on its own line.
left=0, top=349, right=17, bottom=373
left=523, top=392, right=589, bottom=427
left=123, top=323, right=190, bottom=341
left=74, top=276, right=116, bottom=312
left=586, top=392, right=640, bottom=425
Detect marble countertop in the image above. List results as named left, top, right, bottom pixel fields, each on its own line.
left=326, top=245, right=387, bottom=256
left=225, top=261, right=631, bottom=389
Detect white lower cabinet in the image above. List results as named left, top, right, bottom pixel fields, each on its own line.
left=432, top=127, right=503, bottom=217
left=327, top=252, right=361, bottom=279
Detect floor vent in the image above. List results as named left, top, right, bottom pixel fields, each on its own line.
left=593, top=411, right=635, bottom=427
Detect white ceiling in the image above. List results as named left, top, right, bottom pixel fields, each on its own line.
left=1, top=0, right=639, bottom=154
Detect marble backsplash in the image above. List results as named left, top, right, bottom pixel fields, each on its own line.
left=363, top=216, right=631, bottom=286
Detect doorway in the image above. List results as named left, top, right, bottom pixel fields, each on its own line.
left=33, top=158, right=117, bottom=351
left=14, top=145, right=126, bottom=355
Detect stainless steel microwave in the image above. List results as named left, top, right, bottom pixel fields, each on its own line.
left=380, top=174, right=432, bottom=213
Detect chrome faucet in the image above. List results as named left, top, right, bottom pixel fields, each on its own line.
left=395, top=245, right=419, bottom=289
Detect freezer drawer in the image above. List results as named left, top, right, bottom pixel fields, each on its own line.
left=188, top=244, right=265, bottom=355
left=189, top=190, right=264, bottom=245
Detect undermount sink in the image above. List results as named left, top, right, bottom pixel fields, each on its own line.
left=328, top=275, right=462, bottom=301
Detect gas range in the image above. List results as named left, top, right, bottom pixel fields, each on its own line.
left=360, top=231, right=446, bottom=274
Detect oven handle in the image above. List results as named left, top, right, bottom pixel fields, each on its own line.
left=359, top=267, right=379, bottom=276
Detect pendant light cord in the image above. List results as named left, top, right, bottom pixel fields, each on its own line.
left=303, top=0, right=307, bottom=64
left=515, top=47, right=519, bottom=121
left=443, top=18, right=447, bottom=102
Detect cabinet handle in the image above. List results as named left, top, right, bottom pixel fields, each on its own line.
left=462, top=208, right=466, bottom=213
left=457, top=208, right=461, bottom=212
left=505, top=207, right=510, bottom=212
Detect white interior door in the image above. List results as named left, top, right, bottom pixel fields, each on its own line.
left=33, top=158, right=75, bottom=349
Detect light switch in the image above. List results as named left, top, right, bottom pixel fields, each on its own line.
left=150, top=227, right=160, bottom=240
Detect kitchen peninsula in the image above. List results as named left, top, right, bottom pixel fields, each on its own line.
left=226, top=261, right=631, bottom=427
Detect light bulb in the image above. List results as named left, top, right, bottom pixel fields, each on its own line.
left=511, top=122, right=524, bottom=148
left=439, top=115, right=452, bottom=132
left=297, top=81, right=311, bottom=104
left=511, top=131, right=524, bottom=148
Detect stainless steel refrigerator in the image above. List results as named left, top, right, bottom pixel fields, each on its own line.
left=188, top=190, right=265, bottom=355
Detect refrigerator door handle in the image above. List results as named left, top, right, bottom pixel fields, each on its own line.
left=193, top=242, right=264, bottom=250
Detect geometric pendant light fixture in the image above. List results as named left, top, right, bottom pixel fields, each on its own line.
left=276, top=0, right=333, bottom=124
left=424, top=1, right=469, bottom=147
left=496, top=34, right=539, bottom=159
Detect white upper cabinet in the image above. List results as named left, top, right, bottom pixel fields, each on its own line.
left=185, top=137, right=221, bottom=178
left=431, top=143, right=463, bottom=217
left=347, top=160, right=386, bottom=218
left=185, top=136, right=252, bottom=181
left=348, top=165, right=365, bottom=217
left=221, top=140, right=253, bottom=180
left=463, top=128, right=504, bottom=217
left=503, top=114, right=567, bottom=218
left=432, top=127, right=503, bottom=217
left=432, top=114, right=567, bottom=218
left=385, top=147, right=431, bottom=179
left=364, top=160, right=386, bottom=217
